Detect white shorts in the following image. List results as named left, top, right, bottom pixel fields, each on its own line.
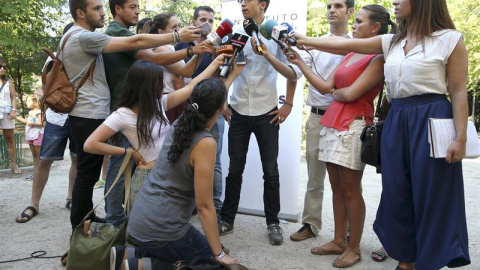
left=318, top=119, right=366, bottom=171
left=0, top=114, right=15, bottom=129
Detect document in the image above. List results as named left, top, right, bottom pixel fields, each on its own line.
left=428, top=119, right=480, bottom=158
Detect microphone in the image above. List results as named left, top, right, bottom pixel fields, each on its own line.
left=216, top=34, right=234, bottom=72
left=220, top=33, right=249, bottom=77
left=259, top=22, right=289, bottom=50
left=243, top=18, right=263, bottom=55
left=280, top=22, right=297, bottom=45
left=207, top=19, right=234, bottom=46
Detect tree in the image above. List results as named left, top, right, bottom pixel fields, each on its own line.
left=0, top=0, right=69, bottom=116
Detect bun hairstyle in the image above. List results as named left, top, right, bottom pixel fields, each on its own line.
left=361, top=4, right=398, bottom=35
left=167, top=78, right=227, bottom=164
left=143, top=12, right=176, bottom=34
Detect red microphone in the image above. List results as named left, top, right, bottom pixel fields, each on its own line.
left=207, top=19, right=234, bottom=46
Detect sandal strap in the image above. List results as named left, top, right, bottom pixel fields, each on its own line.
left=25, top=206, right=38, bottom=215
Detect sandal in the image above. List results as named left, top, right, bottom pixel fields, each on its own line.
left=332, top=249, right=362, bottom=268
left=11, top=163, right=21, bottom=174
left=311, top=241, right=346, bottom=255
left=15, top=206, right=38, bottom=223
left=65, top=199, right=72, bottom=210
left=371, top=247, right=388, bottom=262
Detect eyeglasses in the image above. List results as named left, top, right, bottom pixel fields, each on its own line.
left=237, top=0, right=254, bottom=4
left=0, top=65, right=7, bottom=70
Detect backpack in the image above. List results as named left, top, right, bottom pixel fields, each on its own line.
left=41, top=30, right=96, bottom=113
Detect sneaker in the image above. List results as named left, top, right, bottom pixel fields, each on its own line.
left=124, top=257, right=152, bottom=270
left=218, top=220, right=234, bottom=235
left=267, top=224, right=284, bottom=245
left=25, top=173, right=33, bottom=180
left=111, top=246, right=135, bottom=270
left=290, top=224, right=315, bottom=241
left=95, top=178, right=106, bottom=188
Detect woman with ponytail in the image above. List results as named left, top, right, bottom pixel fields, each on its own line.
left=84, top=53, right=233, bottom=214
left=286, top=4, right=396, bottom=268
left=108, top=65, right=245, bottom=270
left=293, top=0, right=470, bottom=269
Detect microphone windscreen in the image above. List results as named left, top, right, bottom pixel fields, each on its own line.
left=216, top=21, right=233, bottom=38
left=263, top=20, right=278, bottom=35
left=259, top=24, right=272, bottom=40
left=243, top=18, right=258, bottom=36
left=281, top=22, right=294, bottom=34
left=222, top=19, right=234, bottom=27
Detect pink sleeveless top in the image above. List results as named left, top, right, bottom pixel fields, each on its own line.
left=320, top=53, right=382, bottom=131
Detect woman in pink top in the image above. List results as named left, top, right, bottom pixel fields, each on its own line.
left=286, top=5, right=396, bottom=268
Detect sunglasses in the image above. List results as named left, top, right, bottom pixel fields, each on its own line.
left=0, top=65, right=7, bottom=70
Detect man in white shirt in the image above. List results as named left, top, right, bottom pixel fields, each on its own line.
left=289, top=0, right=353, bottom=242
left=219, top=0, right=301, bottom=245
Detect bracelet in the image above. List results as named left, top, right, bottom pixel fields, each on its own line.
left=124, top=147, right=127, bottom=155
left=172, top=31, right=180, bottom=46
left=11, top=108, right=17, bottom=112
left=187, top=46, right=194, bottom=58
left=214, top=251, right=226, bottom=261
left=284, top=102, right=293, bottom=108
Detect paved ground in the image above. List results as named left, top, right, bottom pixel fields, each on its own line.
left=0, top=155, right=479, bottom=270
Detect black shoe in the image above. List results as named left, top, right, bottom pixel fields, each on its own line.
left=91, top=214, right=107, bottom=223
left=218, top=220, right=234, bottom=235
left=267, top=224, right=283, bottom=245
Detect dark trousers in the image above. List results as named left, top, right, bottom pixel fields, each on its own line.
left=221, top=107, right=280, bottom=226
left=69, top=115, right=105, bottom=229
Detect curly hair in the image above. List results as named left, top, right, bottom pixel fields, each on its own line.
left=167, top=78, right=226, bottom=164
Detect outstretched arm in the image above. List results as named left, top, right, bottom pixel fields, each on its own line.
left=292, top=33, right=384, bottom=55
left=251, top=37, right=298, bottom=80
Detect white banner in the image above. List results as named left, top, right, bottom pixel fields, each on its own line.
left=221, top=0, right=307, bottom=221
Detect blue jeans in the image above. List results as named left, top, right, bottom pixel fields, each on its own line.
left=220, top=107, right=280, bottom=226
left=40, top=119, right=76, bottom=160
left=210, top=116, right=225, bottom=214
left=132, top=226, right=212, bottom=268
left=105, top=133, right=133, bottom=224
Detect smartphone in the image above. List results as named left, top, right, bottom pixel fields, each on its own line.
left=196, top=22, right=211, bottom=37
left=236, top=50, right=246, bottom=65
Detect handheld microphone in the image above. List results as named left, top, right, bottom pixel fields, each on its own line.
left=259, top=22, right=289, bottom=50
left=216, top=34, right=234, bottom=71
left=280, top=22, right=297, bottom=45
left=243, top=18, right=263, bottom=55
left=207, top=19, right=234, bottom=46
left=220, top=33, right=249, bottom=77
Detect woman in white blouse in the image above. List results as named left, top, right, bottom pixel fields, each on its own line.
left=292, top=0, right=470, bottom=269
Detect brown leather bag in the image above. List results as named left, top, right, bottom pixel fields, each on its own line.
left=41, top=30, right=96, bottom=113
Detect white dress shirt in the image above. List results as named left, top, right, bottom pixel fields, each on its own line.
left=229, top=23, right=301, bottom=116
left=381, top=30, right=463, bottom=101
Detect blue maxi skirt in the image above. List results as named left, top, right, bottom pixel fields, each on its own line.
left=373, top=94, right=470, bottom=269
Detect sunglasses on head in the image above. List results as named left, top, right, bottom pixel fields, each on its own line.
left=0, top=65, right=7, bottom=70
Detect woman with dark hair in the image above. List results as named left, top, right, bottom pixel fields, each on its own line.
left=110, top=75, right=244, bottom=270
left=0, top=58, right=21, bottom=174
left=286, top=4, right=396, bottom=268
left=84, top=53, right=236, bottom=212
left=292, top=0, right=470, bottom=269
left=144, top=12, right=215, bottom=123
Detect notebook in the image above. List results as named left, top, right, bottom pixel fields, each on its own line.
left=428, top=119, right=480, bottom=158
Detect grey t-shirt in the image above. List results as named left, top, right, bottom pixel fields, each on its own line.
left=59, top=25, right=112, bottom=119
left=127, top=123, right=212, bottom=242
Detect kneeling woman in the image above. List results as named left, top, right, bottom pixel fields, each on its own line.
left=120, top=78, right=240, bottom=269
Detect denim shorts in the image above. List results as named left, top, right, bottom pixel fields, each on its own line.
left=40, top=119, right=76, bottom=160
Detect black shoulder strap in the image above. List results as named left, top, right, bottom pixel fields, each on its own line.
left=0, top=79, right=8, bottom=94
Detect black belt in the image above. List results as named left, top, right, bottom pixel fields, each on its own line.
left=311, top=107, right=326, bottom=115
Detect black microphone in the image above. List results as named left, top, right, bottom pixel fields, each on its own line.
left=243, top=18, right=263, bottom=55
left=220, top=33, right=249, bottom=77
left=216, top=34, right=234, bottom=73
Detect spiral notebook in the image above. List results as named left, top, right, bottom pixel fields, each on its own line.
left=428, top=119, right=480, bottom=158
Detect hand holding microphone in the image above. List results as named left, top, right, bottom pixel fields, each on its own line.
left=219, top=33, right=249, bottom=77
left=243, top=18, right=263, bottom=55
left=280, top=22, right=297, bottom=46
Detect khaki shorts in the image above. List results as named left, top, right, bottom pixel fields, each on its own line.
left=318, top=119, right=366, bottom=171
